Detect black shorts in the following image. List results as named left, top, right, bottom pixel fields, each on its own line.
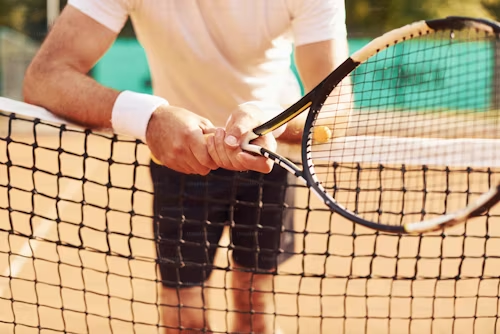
left=150, top=161, right=295, bottom=287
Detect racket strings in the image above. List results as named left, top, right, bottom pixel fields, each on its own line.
left=308, top=27, right=500, bottom=226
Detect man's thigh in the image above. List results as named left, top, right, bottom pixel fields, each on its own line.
left=231, top=167, right=296, bottom=271
left=151, top=162, right=235, bottom=287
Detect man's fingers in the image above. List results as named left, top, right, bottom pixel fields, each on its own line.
left=224, top=123, right=246, bottom=149
left=251, top=134, right=277, bottom=153
left=186, top=150, right=212, bottom=175
left=153, top=155, right=199, bottom=175
left=176, top=164, right=200, bottom=175
left=206, top=133, right=223, bottom=167
left=203, top=126, right=217, bottom=135
left=224, top=103, right=268, bottom=148
left=200, top=118, right=216, bottom=133
left=190, top=132, right=219, bottom=172
left=236, top=152, right=274, bottom=174
left=235, top=133, right=277, bottom=173
left=214, top=128, right=246, bottom=171
left=214, top=129, right=233, bottom=167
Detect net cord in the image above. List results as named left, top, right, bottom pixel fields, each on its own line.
left=311, top=136, right=500, bottom=168
left=3, top=98, right=498, bottom=169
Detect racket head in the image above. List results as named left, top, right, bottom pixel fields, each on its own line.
left=299, top=16, right=500, bottom=234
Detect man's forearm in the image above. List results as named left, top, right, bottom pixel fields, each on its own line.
left=23, top=63, right=119, bottom=129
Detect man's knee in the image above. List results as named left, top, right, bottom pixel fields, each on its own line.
left=160, top=286, right=210, bottom=332
left=161, top=285, right=207, bottom=307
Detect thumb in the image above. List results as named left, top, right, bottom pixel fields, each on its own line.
left=224, top=133, right=240, bottom=148
left=200, top=118, right=216, bottom=134
left=223, top=101, right=279, bottom=149
left=224, top=124, right=245, bottom=148
left=203, top=127, right=217, bottom=135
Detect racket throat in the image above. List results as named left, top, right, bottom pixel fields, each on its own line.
left=259, top=147, right=303, bottom=178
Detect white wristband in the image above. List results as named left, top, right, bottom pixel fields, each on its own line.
left=111, top=90, right=168, bottom=143
left=239, top=101, right=286, bottom=138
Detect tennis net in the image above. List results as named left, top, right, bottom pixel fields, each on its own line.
left=1, top=97, right=500, bottom=334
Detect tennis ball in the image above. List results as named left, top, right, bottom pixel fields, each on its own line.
left=313, top=126, right=332, bottom=143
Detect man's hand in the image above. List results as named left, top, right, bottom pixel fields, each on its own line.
left=206, top=103, right=276, bottom=174
left=146, top=105, right=219, bottom=175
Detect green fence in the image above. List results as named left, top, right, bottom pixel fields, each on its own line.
left=0, top=28, right=39, bottom=100
left=349, top=40, right=493, bottom=111
left=92, top=38, right=494, bottom=111
left=92, top=38, right=152, bottom=94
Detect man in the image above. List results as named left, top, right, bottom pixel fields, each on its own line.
left=23, top=1, right=348, bottom=333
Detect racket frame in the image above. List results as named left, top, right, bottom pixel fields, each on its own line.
left=242, top=16, right=500, bottom=234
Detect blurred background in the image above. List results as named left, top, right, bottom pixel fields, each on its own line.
left=1, top=0, right=500, bottom=100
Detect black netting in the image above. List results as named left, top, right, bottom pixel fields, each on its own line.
left=1, top=107, right=500, bottom=334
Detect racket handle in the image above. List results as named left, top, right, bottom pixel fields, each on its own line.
left=151, top=154, right=162, bottom=165
left=150, top=126, right=333, bottom=164
left=202, top=126, right=333, bottom=145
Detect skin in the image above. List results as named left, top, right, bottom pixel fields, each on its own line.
left=23, top=4, right=349, bottom=333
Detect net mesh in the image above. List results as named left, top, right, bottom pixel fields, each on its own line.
left=1, top=107, right=500, bottom=334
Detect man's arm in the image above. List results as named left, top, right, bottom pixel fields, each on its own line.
left=23, top=5, right=120, bottom=129
left=278, top=38, right=350, bottom=142
left=294, top=38, right=349, bottom=92
left=24, top=4, right=218, bottom=175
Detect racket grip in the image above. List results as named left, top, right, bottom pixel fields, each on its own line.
left=151, top=127, right=332, bottom=164
left=151, top=154, right=162, bottom=165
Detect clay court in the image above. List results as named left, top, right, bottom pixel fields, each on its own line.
left=0, top=114, right=499, bottom=334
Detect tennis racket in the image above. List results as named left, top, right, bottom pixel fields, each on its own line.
left=242, top=16, right=500, bottom=234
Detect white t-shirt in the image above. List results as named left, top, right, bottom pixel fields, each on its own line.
left=69, top=0, right=347, bottom=127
